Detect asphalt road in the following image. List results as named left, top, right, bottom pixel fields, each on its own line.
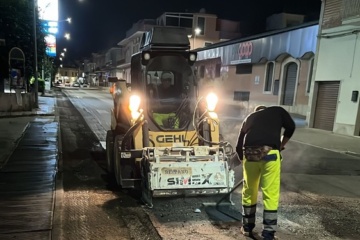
left=60, top=88, right=360, bottom=240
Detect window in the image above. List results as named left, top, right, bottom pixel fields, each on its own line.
left=215, top=64, right=221, bottom=78
left=307, top=59, right=314, bottom=94
left=64, top=71, right=68, bottom=76
left=180, top=18, right=193, bottom=28
left=234, top=91, right=250, bottom=101
left=264, top=62, right=274, bottom=92
left=236, top=64, right=252, bottom=74
left=197, top=17, right=205, bottom=35
left=273, top=80, right=279, bottom=96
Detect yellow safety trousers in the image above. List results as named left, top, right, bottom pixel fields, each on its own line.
left=242, top=149, right=281, bottom=211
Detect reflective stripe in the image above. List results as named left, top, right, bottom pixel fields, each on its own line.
left=242, top=204, right=257, bottom=225
left=263, top=210, right=278, bottom=232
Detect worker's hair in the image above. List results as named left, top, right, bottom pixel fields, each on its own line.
left=254, top=105, right=267, bottom=112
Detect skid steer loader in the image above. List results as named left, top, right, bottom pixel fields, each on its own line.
left=106, top=26, right=235, bottom=208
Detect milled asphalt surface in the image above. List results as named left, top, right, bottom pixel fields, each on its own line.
left=0, top=88, right=360, bottom=238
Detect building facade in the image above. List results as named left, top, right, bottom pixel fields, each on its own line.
left=308, top=0, right=360, bottom=136
left=195, top=22, right=318, bottom=119
left=55, top=67, right=79, bottom=85
left=114, top=10, right=242, bottom=83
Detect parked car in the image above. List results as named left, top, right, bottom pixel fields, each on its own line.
left=72, top=82, right=80, bottom=87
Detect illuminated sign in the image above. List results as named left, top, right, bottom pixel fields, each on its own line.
left=38, top=0, right=58, bottom=57
left=38, top=0, right=58, bottom=21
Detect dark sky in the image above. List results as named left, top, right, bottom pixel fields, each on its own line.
left=58, top=0, right=321, bottom=61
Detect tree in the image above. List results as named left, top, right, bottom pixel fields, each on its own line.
left=0, top=0, right=46, bottom=92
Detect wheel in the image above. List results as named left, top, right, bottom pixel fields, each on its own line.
left=114, top=135, right=124, bottom=187
left=106, top=130, right=114, bottom=174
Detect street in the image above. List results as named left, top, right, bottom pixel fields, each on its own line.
left=56, top=88, right=360, bottom=240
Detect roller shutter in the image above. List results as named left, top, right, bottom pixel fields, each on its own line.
left=282, top=63, right=297, bottom=106
left=313, top=81, right=340, bottom=131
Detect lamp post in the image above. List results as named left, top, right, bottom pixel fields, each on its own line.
left=33, top=0, right=39, bottom=107
left=193, top=27, right=201, bottom=49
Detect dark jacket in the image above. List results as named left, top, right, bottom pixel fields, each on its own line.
left=236, top=106, right=296, bottom=159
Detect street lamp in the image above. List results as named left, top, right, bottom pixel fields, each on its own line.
left=193, top=27, right=201, bottom=49
left=33, top=0, right=39, bottom=107
left=64, top=33, right=70, bottom=40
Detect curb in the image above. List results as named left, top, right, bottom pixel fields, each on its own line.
left=291, top=139, right=360, bottom=158
left=51, top=96, right=64, bottom=240
left=0, top=113, right=55, bottom=118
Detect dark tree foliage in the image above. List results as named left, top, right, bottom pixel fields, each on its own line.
left=0, top=0, right=46, bottom=80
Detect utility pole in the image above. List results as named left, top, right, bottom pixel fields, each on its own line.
left=33, top=0, right=39, bottom=107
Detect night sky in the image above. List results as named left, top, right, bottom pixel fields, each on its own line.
left=58, top=0, right=321, bottom=61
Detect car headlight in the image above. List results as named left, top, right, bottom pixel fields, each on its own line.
left=206, top=92, right=218, bottom=112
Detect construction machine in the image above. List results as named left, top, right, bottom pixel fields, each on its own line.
left=106, top=26, right=235, bottom=208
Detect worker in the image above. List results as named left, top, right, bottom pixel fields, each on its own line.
left=158, top=72, right=177, bottom=99
left=235, top=105, right=295, bottom=240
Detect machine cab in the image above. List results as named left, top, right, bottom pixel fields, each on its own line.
left=130, top=27, right=198, bottom=132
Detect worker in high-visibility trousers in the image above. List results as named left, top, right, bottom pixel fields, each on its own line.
left=236, top=105, right=295, bottom=240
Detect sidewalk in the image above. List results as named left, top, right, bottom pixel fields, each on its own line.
left=0, top=92, right=58, bottom=239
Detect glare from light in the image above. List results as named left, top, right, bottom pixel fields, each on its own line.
left=66, top=17, right=71, bottom=23
left=60, top=64, right=63, bottom=68
left=63, top=48, right=67, bottom=52
left=64, top=33, right=70, bottom=40
left=59, top=57, right=62, bottom=61
left=206, top=92, right=218, bottom=112
left=195, top=27, right=201, bottom=35
left=60, top=52, right=65, bottom=57
left=129, top=95, right=141, bottom=112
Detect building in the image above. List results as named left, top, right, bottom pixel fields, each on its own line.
left=266, top=13, right=306, bottom=31
left=195, top=21, right=318, bottom=119
left=113, top=10, right=243, bottom=82
left=307, top=0, right=360, bottom=136
left=55, top=66, right=79, bottom=85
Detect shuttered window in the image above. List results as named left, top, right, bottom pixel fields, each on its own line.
left=282, top=63, right=298, bottom=106
left=264, top=62, right=274, bottom=92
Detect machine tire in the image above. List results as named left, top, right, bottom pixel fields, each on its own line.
left=106, top=130, right=114, bottom=174
left=114, top=134, right=124, bottom=187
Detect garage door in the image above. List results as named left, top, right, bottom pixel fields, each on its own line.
left=282, top=63, right=298, bottom=106
left=313, top=81, right=340, bottom=131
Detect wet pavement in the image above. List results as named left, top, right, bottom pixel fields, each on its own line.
left=0, top=89, right=360, bottom=238
left=0, top=93, right=58, bottom=240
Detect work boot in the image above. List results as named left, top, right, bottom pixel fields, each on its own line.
left=261, top=230, right=277, bottom=240
left=240, top=224, right=255, bottom=237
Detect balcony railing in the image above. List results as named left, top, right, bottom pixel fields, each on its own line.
left=342, top=0, right=360, bottom=20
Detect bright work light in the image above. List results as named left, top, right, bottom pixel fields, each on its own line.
left=129, top=95, right=141, bottom=112
left=206, top=92, right=218, bottom=112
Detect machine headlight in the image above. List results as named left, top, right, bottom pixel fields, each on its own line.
left=189, top=53, right=197, bottom=62
left=129, top=95, right=141, bottom=112
left=143, top=52, right=151, bottom=60
left=206, top=92, right=218, bottom=112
